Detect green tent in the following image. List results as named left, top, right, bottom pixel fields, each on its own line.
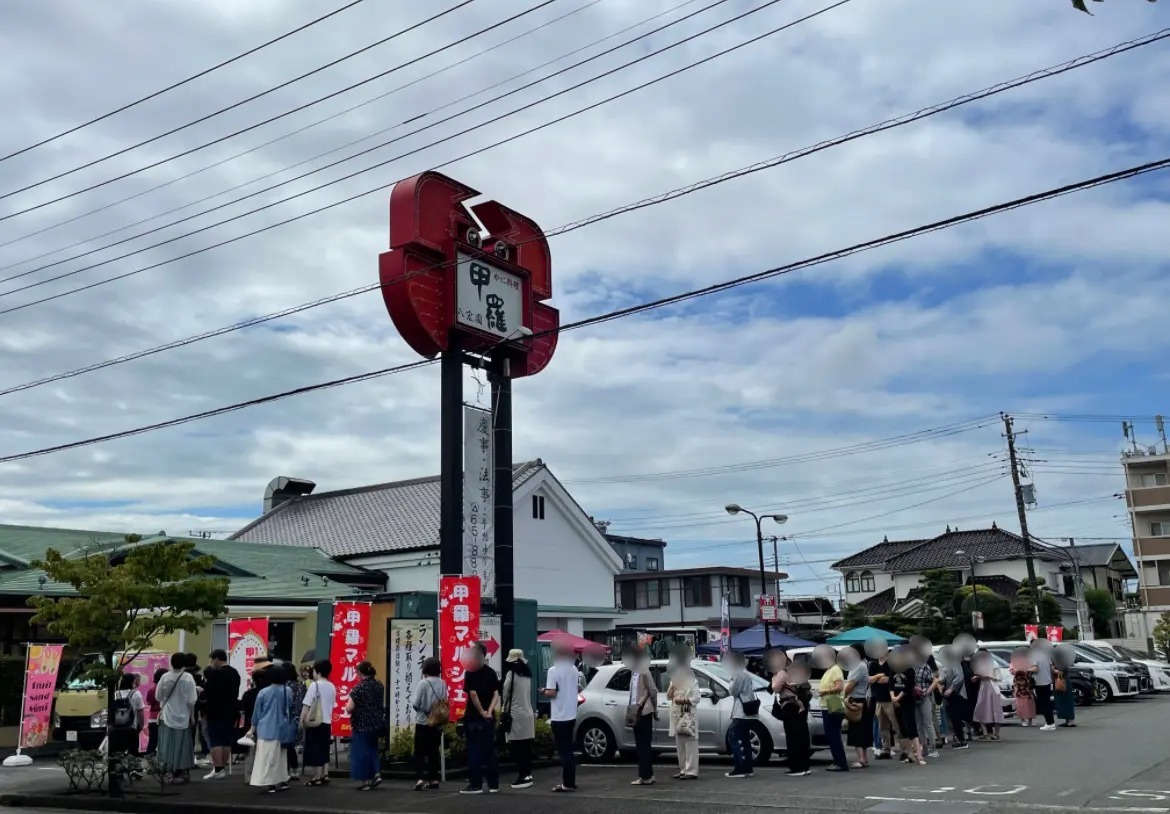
left=826, top=625, right=907, bottom=645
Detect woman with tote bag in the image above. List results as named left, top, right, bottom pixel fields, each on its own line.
left=667, top=661, right=700, bottom=780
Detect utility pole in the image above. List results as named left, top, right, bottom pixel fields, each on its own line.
left=1003, top=412, right=1041, bottom=622
left=1067, top=538, right=1089, bottom=639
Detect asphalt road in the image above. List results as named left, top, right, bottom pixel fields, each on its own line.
left=3, top=696, right=1170, bottom=813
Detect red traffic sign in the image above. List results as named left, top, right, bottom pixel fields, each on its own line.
left=759, top=594, right=779, bottom=622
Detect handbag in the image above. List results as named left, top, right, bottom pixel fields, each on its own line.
left=277, top=687, right=298, bottom=747
left=499, top=674, right=515, bottom=735
left=625, top=673, right=652, bottom=728
left=1054, top=673, right=1067, bottom=693
left=824, top=693, right=845, bottom=715
left=675, top=703, right=697, bottom=738
left=843, top=698, right=864, bottom=723
left=427, top=677, right=450, bottom=727
left=304, top=681, right=324, bottom=728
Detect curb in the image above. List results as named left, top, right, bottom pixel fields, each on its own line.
left=0, top=793, right=379, bottom=814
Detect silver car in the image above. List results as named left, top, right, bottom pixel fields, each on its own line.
left=575, top=659, right=823, bottom=765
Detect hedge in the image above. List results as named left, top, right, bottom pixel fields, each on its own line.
left=385, top=716, right=555, bottom=765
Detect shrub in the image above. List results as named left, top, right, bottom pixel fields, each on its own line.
left=387, top=727, right=414, bottom=762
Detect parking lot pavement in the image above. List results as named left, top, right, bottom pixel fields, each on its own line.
left=6, top=696, right=1170, bottom=814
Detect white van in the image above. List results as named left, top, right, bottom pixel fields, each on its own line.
left=979, top=640, right=1141, bottom=703
left=1082, top=640, right=1170, bottom=692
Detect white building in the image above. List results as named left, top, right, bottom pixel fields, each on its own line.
left=231, top=460, right=623, bottom=637
left=613, top=566, right=786, bottom=638
left=830, top=525, right=1135, bottom=636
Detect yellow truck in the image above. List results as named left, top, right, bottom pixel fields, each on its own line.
left=52, top=652, right=167, bottom=748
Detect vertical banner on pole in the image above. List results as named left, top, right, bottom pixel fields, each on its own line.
left=19, top=644, right=64, bottom=749
left=439, top=575, right=481, bottom=721
left=720, top=595, right=731, bottom=655
left=1046, top=626, right=1064, bottom=643
left=330, top=602, right=372, bottom=738
left=463, top=406, right=495, bottom=599
left=228, top=619, right=269, bottom=698
left=1024, top=624, right=1039, bottom=642
left=389, top=618, right=433, bottom=731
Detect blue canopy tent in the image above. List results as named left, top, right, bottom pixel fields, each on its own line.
left=696, top=624, right=815, bottom=655
left=825, top=625, right=907, bottom=645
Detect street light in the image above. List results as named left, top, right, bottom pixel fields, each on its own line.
left=725, top=504, right=788, bottom=650
left=955, top=549, right=986, bottom=634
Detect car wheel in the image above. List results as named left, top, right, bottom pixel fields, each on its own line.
left=1073, top=684, right=1089, bottom=707
left=576, top=719, right=616, bottom=763
left=1092, top=679, right=1112, bottom=704
left=726, top=722, right=773, bottom=765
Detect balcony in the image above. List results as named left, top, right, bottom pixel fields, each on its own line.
left=1129, top=485, right=1170, bottom=510
left=1136, top=536, right=1170, bottom=558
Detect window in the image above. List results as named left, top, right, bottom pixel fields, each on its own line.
left=859, top=571, right=875, bottom=593
left=619, top=580, right=662, bottom=610
left=606, top=669, right=632, bottom=692
left=625, top=553, right=638, bottom=570
left=726, top=576, right=750, bottom=607
left=267, top=620, right=295, bottom=662
left=1062, top=575, right=1075, bottom=597
left=531, top=495, right=545, bottom=520
left=683, top=576, right=712, bottom=607
left=845, top=572, right=860, bottom=593
left=1152, top=522, right=1170, bottom=537
left=1157, top=561, right=1170, bottom=586
left=1138, top=473, right=1168, bottom=487
left=660, top=579, right=671, bottom=606
left=693, top=671, right=726, bottom=700
left=646, top=557, right=659, bottom=571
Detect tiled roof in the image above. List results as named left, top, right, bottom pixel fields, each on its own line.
left=832, top=539, right=928, bottom=570
left=605, top=534, right=667, bottom=549
left=855, top=588, right=896, bottom=615
left=967, top=574, right=1021, bottom=601
left=0, top=528, right=382, bottom=604
left=231, top=461, right=545, bottom=558
left=782, top=598, right=836, bottom=615
left=882, top=527, right=1061, bottom=573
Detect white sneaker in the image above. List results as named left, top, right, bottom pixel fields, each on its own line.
left=1040, top=724, right=1057, bottom=731
left=1022, top=720, right=1031, bottom=727
left=203, top=769, right=225, bottom=781
left=927, top=751, right=940, bottom=759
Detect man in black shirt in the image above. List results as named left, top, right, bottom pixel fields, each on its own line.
left=460, top=642, right=500, bottom=795
left=200, top=650, right=241, bottom=779
left=868, top=655, right=899, bottom=758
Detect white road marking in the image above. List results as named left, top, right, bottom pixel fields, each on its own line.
left=865, top=797, right=1168, bottom=812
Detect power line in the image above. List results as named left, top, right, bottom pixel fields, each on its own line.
left=0, top=0, right=804, bottom=300
left=0, top=0, right=372, bottom=163
left=3, top=151, right=1167, bottom=463
left=0, top=0, right=619, bottom=263
left=0, top=0, right=519, bottom=211
left=0, top=26, right=1153, bottom=393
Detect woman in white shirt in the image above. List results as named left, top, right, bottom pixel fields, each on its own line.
left=154, top=653, right=198, bottom=783
left=300, top=659, right=337, bottom=786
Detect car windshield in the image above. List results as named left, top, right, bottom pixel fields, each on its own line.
left=1116, top=645, right=1155, bottom=661
left=1079, top=644, right=1121, bottom=662
left=700, top=662, right=768, bottom=689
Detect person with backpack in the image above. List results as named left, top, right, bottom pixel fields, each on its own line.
left=502, top=649, right=536, bottom=790
left=410, top=656, right=448, bottom=791
left=300, top=659, right=336, bottom=787
left=110, top=672, right=146, bottom=758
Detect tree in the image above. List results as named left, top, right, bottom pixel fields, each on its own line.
left=1011, top=579, right=1062, bottom=628
left=952, top=584, right=997, bottom=616
left=1083, top=588, right=1117, bottom=637
left=1153, top=613, right=1170, bottom=661
left=916, top=570, right=960, bottom=642
left=29, top=538, right=228, bottom=795
left=871, top=613, right=918, bottom=640
left=960, top=592, right=1014, bottom=639
left=840, top=604, right=869, bottom=630
left=1072, top=0, right=1157, bottom=13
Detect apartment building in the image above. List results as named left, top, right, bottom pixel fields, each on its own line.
left=1125, top=447, right=1170, bottom=639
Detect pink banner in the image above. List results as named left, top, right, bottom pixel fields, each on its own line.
left=121, top=652, right=171, bottom=752
left=20, top=644, right=63, bottom=749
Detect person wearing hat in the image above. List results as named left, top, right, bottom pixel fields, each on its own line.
left=502, top=649, right=536, bottom=789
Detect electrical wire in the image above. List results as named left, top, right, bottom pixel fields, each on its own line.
left=0, top=0, right=620, bottom=262
left=0, top=22, right=1154, bottom=381
left=0, top=0, right=806, bottom=300
left=0, top=0, right=371, bottom=163
left=4, top=151, right=1167, bottom=463
left=0, top=0, right=551, bottom=211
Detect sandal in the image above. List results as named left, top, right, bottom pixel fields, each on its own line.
left=850, top=762, right=869, bottom=769
left=415, top=780, right=426, bottom=791
left=552, top=784, right=576, bottom=793
left=631, top=778, right=656, bottom=786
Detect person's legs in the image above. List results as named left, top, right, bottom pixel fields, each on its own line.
left=947, top=701, right=967, bottom=745
left=413, top=724, right=428, bottom=781
left=483, top=720, right=499, bottom=790
left=787, top=718, right=811, bottom=773
left=634, top=715, right=654, bottom=781
left=683, top=735, right=699, bottom=776
left=1035, top=684, right=1055, bottom=726
left=822, top=712, right=847, bottom=769
left=916, top=699, right=936, bottom=754
left=551, top=720, right=576, bottom=787
left=464, top=722, right=484, bottom=789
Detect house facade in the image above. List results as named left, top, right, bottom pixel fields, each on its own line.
left=231, top=460, right=624, bottom=637
left=605, top=533, right=666, bottom=573
left=612, top=566, right=785, bottom=638
left=831, top=525, right=1136, bottom=636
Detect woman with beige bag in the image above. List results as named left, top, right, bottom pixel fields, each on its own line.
left=667, top=661, right=700, bottom=780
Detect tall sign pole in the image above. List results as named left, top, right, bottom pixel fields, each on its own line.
left=378, top=172, right=559, bottom=657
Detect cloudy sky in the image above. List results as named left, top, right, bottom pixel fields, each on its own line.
left=0, top=0, right=1166, bottom=597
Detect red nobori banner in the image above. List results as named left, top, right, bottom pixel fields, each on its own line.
left=439, top=575, right=481, bottom=721
left=330, top=601, right=372, bottom=738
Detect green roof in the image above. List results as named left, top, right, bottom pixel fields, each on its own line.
left=0, top=525, right=381, bottom=604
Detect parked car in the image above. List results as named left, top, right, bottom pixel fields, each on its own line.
left=575, top=659, right=824, bottom=765
left=979, top=644, right=1095, bottom=707
left=979, top=640, right=1141, bottom=703
left=1082, top=640, right=1170, bottom=692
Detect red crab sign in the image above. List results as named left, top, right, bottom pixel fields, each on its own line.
left=378, top=171, right=558, bottom=375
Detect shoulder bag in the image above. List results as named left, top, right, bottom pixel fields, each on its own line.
left=843, top=697, right=864, bottom=723
left=427, top=680, right=450, bottom=727
left=304, top=681, right=324, bottom=728
left=625, top=673, right=651, bottom=728
left=675, top=700, right=697, bottom=738
left=499, top=674, right=515, bottom=735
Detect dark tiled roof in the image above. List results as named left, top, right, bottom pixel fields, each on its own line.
left=605, top=533, right=667, bottom=549
left=855, top=588, right=896, bottom=615
left=882, top=527, right=1061, bottom=573
left=967, top=574, right=1021, bottom=601
left=231, top=461, right=545, bottom=558
left=832, top=539, right=928, bottom=569
left=782, top=598, right=836, bottom=615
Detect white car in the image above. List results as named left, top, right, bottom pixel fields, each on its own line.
left=574, top=659, right=824, bottom=765
left=1082, top=640, right=1170, bottom=692
left=979, top=640, right=1141, bottom=703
